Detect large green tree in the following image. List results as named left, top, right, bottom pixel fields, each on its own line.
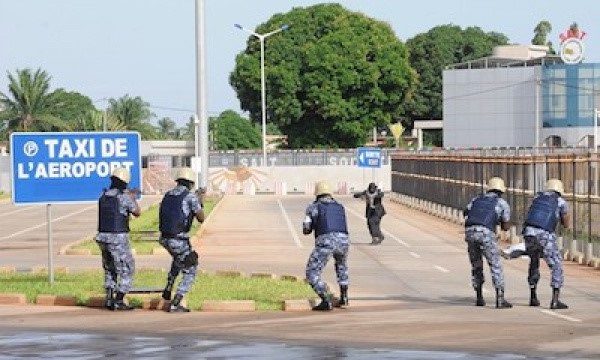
left=48, top=89, right=96, bottom=126
left=106, top=94, right=160, bottom=139
left=157, top=117, right=177, bottom=139
left=210, top=110, right=261, bottom=150
left=532, top=20, right=555, bottom=54
left=230, top=3, right=416, bottom=148
left=405, top=25, right=509, bottom=121
left=0, top=68, right=68, bottom=133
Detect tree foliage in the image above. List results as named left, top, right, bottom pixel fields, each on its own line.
left=106, top=94, right=160, bottom=139
left=210, top=110, right=261, bottom=150
left=230, top=3, right=416, bottom=148
left=532, top=20, right=555, bottom=54
left=48, top=89, right=96, bottom=126
left=405, top=25, right=509, bottom=122
left=0, top=68, right=68, bottom=133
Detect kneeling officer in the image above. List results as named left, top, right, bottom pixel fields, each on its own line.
left=303, top=180, right=350, bottom=311
left=522, top=179, right=570, bottom=309
left=464, top=177, right=512, bottom=309
left=159, top=168, right=204, bottom=312
left=96, top=167, right=141, bottom=310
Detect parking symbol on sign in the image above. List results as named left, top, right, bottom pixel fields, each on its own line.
left=24, top=141, right=38, bottom=157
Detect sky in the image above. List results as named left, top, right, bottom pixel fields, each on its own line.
left=1, top=0, right=599, bottom=126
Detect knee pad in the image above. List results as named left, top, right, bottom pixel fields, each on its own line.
left=183, top=251, right=198, bottom=267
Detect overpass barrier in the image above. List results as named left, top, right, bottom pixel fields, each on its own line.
left=391, top=151, right=600, bottom=263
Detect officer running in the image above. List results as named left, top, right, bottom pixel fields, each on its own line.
left=95, top=167, right=141, bottom=311
left=522, top=179, right=570, bottom=309
left=159, top=168, right=204, bottom=313
left=463, top=177, right=512, bottom=309
left=353, top=182, right=386, bottom=245
left=303, top=180, right=350, bottom=311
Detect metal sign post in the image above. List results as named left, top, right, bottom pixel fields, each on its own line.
left=46, top=204, right=54, bottom=284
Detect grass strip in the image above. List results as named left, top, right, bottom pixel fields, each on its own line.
left=0, top=270, right=313, bottom=310
left=73, top=197, right=217, bottom=255
left=0, top=192, right=10, bottom=201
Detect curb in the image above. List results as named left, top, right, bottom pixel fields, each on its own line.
left=250, top=272, right=276, bottom=279
left=192, top=195, right=225, bottom=243
left=31, top=266, right=69, bottom=275
left=201, top=300, right=255, bottom=312
left=280, top=275, right=300, bottom=282
left=36, top=295, right=78, bottom=306
left=283, top=299, right=315, bottom=311
left=215, top=270, right=245, bottom=278
left=86, top=296, right=106, bottom=308
left=0, top=266, right=16, bottom=274
left=0, top=293, right=27, bottom=305
left=64, top=249, right=92, bottom=256
left=151, top=247, right=168, bottom=255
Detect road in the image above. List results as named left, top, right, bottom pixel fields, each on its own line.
left=0, top=195, right=599, bottom=358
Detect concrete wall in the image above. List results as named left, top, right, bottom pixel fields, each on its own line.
left=207, top=165, right=391, bottom=194
left=0, top=156, right=10, bottom=193
left=443, top=66, right=539, bottom=148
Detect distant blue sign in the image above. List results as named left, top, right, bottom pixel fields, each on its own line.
left=356, top=147, right=382, bottom=168
left=11, top=132, right=141, bottom=204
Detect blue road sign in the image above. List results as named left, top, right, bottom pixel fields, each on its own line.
left=357, top=147, right=382, bottom=168
left=11, top=132, right=142, bottom=204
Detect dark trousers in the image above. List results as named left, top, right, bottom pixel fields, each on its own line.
left=367, top=215, right=383, bottom=239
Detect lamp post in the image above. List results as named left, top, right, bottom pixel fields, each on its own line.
left=195, top=0, right=208, bottom=187
left=235, top=23, right=289, bottom=166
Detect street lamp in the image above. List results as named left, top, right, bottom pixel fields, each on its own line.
left=235, top=23, right=289, bottom=166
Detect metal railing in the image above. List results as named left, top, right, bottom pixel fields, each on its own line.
left=391, top=152, right=600, bottom=258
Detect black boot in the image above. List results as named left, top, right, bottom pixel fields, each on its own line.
left=336, top=285, right=348, bottom=308
left=550, top=288, right=568, bottom=309
left=104, top=288, right=114, bottom=309
left=312, top=293, right=333, bottom=311
left=162, top=288, right=172, bottom=301
left=495, top=288, right=512, bottom=309
left=111, top=292, right=134, bottom=311
left=372, top=237, right=383, bottom=245
left=529, top=286, right=540, bottom=307
left=475, top=286, right=485, bottom=306
left=169, top=294, right=190, bottom=313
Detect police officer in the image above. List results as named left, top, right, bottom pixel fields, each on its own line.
left=95, top=167, right=141, bottom=311
left=159, top=168, right=204, bottom=313
left=464, top=177, right=512, bottom=308
left=353, top=182, right=386, bottom=245
left=303, top=180, right=350, bottom=311
left=522, top=179, right=570, bottom=309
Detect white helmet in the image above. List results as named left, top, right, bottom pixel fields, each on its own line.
left=111, top=167, right=131, bottom=184
left=546, top=179, right=564, bottom=195
left=175, top=167, right=196, bottom=183
left=487, top=177, right=506, bottom=193
left=314, top=180, right=332, bottom=196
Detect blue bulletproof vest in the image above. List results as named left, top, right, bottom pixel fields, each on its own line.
left=314, top=201, right=348, bottom=237
left=525, top=193, right=559, bottom=232
left=159, top=190, right=193, bottom=237
left=465, top=195, right=499, bottom=231
left=98, top=190, right=129, bottom=233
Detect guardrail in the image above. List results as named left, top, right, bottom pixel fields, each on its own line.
left=391, top=151, right=600, bottom=262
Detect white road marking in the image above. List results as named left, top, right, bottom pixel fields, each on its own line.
left=539, top=309, right=582, bottom=323
left=277, top=199, right=303, bottom=248
left=434, top=265, right=450, bottom=273
left=345, top=206, right=411, bottom=247
left=0, top=206, right=36, bottom=216
left=409, top=251, right=421, bottom=259
left=0, top=206, right=95, bottom=241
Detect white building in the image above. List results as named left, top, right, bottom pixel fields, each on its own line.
left=443, top=45, right=600, bottom=148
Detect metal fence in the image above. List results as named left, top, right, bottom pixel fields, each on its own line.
left=208, top=149, right=393, bottom=167
left=391, top=152, right=600, bottom=257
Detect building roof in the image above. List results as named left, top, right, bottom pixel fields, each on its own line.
left=446, top=55, right=564, bottom=70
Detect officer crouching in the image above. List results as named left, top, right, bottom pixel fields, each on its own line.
left=95, top=167, right=141, bottom=311
left=464, top=177, right=512, bottom=309
left=159, top=168, right=204, bottom=313
left=303, top=180, right=350, bottom=311
left=522, top=179, right=570, bottom=309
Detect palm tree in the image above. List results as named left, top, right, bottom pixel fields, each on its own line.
left=76, top=109, right=126, bottom=131
left=106, top=94, right=159, bottom=139
left=157, top=117, right=176, bottom=138
left=0, top=68, right=66, bottom=132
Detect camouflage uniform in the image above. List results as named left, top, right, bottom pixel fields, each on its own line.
left=304, top=198, right=350, bottom=297
left=159, top=185, right=202, bottom=297
left=464, top=193, right=511, bottom=290
left=95, top=189, right=138, bottom=294
left=522, top=192, right=568, bottom=289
